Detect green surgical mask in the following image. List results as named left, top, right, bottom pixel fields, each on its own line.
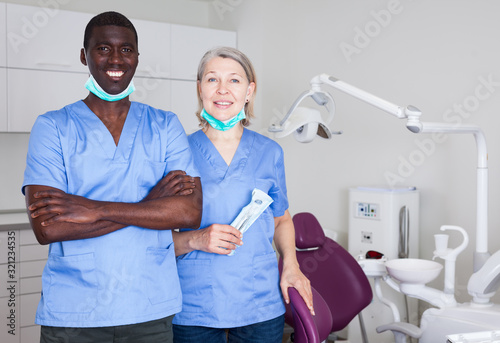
left=201, top=108, right=246, bottom=131
left=85, top=74, right=135, bottom=102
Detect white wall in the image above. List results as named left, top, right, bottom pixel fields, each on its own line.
left=207, top=0, right=500, bottom=304
left=3, top=0, right=500, bottom=306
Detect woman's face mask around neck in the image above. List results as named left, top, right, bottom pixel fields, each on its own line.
left=201, top=108, right=246, bottom=131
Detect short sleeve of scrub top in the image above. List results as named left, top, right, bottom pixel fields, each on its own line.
left=23, top=113, right=69, bottom=193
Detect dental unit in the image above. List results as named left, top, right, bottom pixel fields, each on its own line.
left=269, top=74, right=500, bottom=341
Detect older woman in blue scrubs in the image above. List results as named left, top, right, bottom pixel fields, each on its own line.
left=172, top=47, right=314, bottom=342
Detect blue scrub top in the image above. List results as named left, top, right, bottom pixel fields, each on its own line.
left=22, top=100, right=198, bottom=327
left=173, top=128, right=288, bottom=328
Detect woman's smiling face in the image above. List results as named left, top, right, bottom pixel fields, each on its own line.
left=198, top=57, right=255, bottom=121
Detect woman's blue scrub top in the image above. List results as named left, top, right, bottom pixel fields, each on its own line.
left=22, top=100, right=198, bottom=327
left=173, top=128, right=288, bottom=328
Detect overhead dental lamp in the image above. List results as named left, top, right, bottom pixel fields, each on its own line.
left=269, top=84, right=341, bottom=142
left=269, top=74, right=423, bottom=138
left=269, top=73, right=490, bottom=272
left=274, top=106, right=333, bottom=143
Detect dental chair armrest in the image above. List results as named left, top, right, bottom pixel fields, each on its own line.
left=376, top=322, right=423, bottom=339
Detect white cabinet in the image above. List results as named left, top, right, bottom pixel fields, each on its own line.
left=6, top=3, right=91, bottom=73
left=0, top=228, right=47, bottom=343
left=5, top=3, right=91, bottom=132
left=0, top=4, right=6, bottom=131
left=133, top=19, right=171, bottom=78
left=0, top=3, right=6, bottom=67
left=170, top=79, right=200, bottom=135
left=7, top=69, right=88, bottom=132
left=170, top=24, right=237, bottom=80
left=0, top=69, right=6, bottom=131
left=130, top=77, right=171, bottom=111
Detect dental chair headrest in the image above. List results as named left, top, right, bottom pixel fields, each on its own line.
left=293, top=212, right=327, bottom=250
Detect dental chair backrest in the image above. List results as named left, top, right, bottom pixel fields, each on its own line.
left=286, top=286, right=333, bottom=343
left=291, top=212, right=373, bottom=333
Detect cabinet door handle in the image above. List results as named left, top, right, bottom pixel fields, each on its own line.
left=398, top=205, right=410, bottom=258
left=36, top=62, right=72, bottom=68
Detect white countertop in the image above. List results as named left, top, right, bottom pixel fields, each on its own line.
left=0, top=209, right=30, bottom=228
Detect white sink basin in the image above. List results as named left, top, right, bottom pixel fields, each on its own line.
left=386, top=258, right=443, bottom=284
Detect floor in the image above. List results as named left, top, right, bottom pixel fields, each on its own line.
left=282, top=330, right=338, bottom=343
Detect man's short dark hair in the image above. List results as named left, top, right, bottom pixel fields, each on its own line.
left=83, top=11, right=138, bottom=50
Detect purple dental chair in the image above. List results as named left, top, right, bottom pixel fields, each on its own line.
left=286, top=286, right=333, bottom=343
left=282, top=212, right=373, bottom=342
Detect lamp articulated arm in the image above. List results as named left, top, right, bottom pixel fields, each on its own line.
left=312, top=74, right=407, bottom=119
left=270, top=73, right=491, bottom=271
left=311, top=74, right=424, bottom=133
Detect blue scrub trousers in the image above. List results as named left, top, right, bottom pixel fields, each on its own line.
left=172, top=315, right=285, bottom=343
left=40, top=315, right=174, bottom=343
